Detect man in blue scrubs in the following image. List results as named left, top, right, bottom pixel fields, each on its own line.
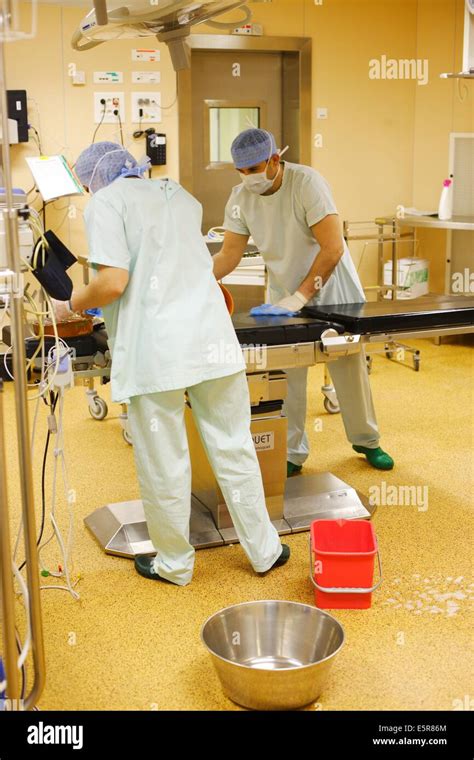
left=213, top=128, right=394, bottom=475
left=53, top=141, right=288, bottom=585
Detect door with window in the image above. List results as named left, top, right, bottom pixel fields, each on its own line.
left=188, top=49, right=300, bottom=232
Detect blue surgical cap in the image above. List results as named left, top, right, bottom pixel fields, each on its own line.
left=230, top=129, right=278, bottom=169
left=74, top=141, right=147, bottom=193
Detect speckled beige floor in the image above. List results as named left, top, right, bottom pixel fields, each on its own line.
left=2, top=337, right=473, bottom=711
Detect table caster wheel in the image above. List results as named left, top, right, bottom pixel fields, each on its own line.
left=324, top=397, right=340, bottom=414
left=123, top=428, right=133, bottom=445
left=89, top=397, right=108, bottom=420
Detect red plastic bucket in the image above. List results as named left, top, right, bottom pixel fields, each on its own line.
left=310, top=519, right=382, bottom=610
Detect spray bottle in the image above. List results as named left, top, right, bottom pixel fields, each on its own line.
left=438, top=174, right=454, bottom=220
left=0, top=657, right=5, bottom=710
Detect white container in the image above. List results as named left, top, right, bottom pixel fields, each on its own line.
left=0, top=217, right=33, bottom=269
left=384, top=258, right=429, bottom=299
left=438, top=177, right=453, bottom=220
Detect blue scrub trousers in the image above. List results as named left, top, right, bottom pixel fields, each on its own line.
left=127, top=370, right=282, bottom=585
left=285, top=349, right=380, bottom=467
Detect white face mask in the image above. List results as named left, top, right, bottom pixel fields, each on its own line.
left=239, top=144, right=289, bottom=195
left=240, top=158, right=279, bottom=195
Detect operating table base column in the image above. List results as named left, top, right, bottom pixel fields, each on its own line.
left=83, top=475, right=373, bottom=558
left=218, top=472, right=372, bottom=544
left=84, top=367, right=373, bottom=557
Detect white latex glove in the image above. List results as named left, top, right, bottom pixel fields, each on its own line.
left=275, top=291, right=308, bottom=313
left=50, top=298, right=73, bottom=322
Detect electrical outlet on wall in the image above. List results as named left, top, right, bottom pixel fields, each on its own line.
left=93, top=92, right=125, bottom=124
left=131, top=92, right=161, bottom=123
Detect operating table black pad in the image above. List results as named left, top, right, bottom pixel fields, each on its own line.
left=231, top=296, right=474, bottom=345
left=302, top=295, right=474, bottom=334
left=18, top=296, right=473, bottom=366
left=232, top=314, right=344, bottom=345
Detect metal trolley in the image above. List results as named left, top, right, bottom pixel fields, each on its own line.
left=74, top=255, right=132, bottom=443
left=342, top=216, right=421, bottom=373
left=320, top=216, right=419, bottom=416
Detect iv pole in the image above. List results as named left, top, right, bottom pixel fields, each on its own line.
left=0, top=0, right=45, bottom=710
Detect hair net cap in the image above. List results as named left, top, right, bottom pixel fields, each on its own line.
left=230, top=129, right=278, bottom=169
left=74, top=141, right=145, bottom=193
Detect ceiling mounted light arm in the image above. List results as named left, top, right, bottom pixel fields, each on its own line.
left=157, top=26, right=191, bottom=71
left=93, top=0, right=109, bottom=26
left=106, top=7, right=163, bottom=24
left=71, top=28, right=105, bottom=51
left=205, top=4, right=251, bottom=28
left=72, top=2, right=252, bottom=71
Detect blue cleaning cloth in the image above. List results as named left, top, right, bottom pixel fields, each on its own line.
left=85, top=308, right=103, bottom=318
left=250, top=303, right=299, bottom=317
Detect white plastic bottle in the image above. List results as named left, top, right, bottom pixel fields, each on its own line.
left=438, top=175, right=453, bottom=220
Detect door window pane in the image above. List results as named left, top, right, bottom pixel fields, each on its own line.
left=209, top=107, right=260, bottom=163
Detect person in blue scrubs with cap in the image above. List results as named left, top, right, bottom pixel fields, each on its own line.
left=52, top=141, right=288, bottom=585
left=212, top=128, right=394, bottom=474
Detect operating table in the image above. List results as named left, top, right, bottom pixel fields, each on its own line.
left=83, top=293, right=474, bottom=557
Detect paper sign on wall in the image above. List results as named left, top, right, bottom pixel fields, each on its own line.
left=132, top=71, right=161, bottom=84
left=93, top=71, right=123, bottom=84
left=132, top=49, right=160, bottom=62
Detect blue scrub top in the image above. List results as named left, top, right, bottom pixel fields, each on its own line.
left=223, top=162, right=366, bottom=306
left=84, top=177, right=245, bottom=404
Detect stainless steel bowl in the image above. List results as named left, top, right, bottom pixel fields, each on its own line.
left=201, top=600, right=345, bottom=710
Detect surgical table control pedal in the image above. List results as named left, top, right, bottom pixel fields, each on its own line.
left=82, top=294, right=474, bottom=557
